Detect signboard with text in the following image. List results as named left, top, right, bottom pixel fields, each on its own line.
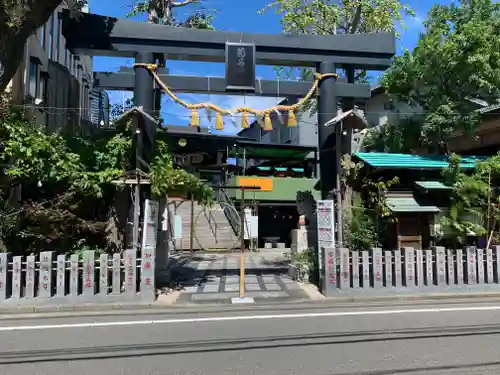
left=225, top=42, right=256, bottom=91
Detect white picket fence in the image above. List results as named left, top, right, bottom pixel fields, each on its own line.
left=0, top=247, right=156, bottom=306
left=323, top=246, right=500, bottom=295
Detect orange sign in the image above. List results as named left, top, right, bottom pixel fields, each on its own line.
left=237, top=177, right=273, bottom=192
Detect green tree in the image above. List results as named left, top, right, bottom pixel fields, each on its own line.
left=362, top=116, right=424, bottom=153
left=127, top=0, right=215, bottom=29
left=0, top=108, right=212, bottom=254
left=440, top=153, right=500, bottom=247
left=0, top=0, right=85, bottom=92
left=382, top=0, right=500, bottom=152
left=260, top=0, right=414, bottom=83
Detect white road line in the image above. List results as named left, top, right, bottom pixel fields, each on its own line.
left=1, top=305, right=500, bottom=332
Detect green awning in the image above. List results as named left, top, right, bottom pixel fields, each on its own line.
left=386, top=196, right=440, bottom=213
left=353, top=152, right=487, bottom=170
left=415, top=181, right=452, bottom=190
left=230, top=141, right=316, bottom=161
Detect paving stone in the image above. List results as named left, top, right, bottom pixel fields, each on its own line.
left=280, top=277, right=295, bottom=284
left=201, top=284, right=219, bottom=293
left=197, top=262, right=212, bottom=270
left=262, top=276, right=277, bottom=283
left=264, top=283, right=282, bottom=291
left=224, top=284, right=239, bottom=292
left=245, top=284, right=262, bottom=291
left=283, top=282, right=301, bottom=290
left=183, top=286, right=199, bottom=293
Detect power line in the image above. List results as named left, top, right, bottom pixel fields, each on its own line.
left=12, top=103, right=500, bottom=118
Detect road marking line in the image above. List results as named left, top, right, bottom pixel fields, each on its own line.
left=2, top=305, right=500, bottom=331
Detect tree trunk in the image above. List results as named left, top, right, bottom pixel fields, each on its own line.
left=0, top=32, right=26, bottom=93
left=0, top=0, right=63, bottom=92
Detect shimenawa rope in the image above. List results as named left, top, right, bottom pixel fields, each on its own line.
left=133, top=63, right=338, bottom=131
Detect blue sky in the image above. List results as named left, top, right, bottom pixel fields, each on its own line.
left=88, top=0, right=447, bottom=134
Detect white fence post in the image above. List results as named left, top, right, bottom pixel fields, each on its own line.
left=477, top=248, right=485, bottom=284
left=99, top=254, right=109, bottom=296
left=0, top=253, right=8, bottom=301
left=456, top=249, right=464, bottom=285
left=433, top=246, right=446, bottom=286
left=372, top=248, right=383, bottom=289
left=25, top=255, right=36, bottom=299
left=69, top=254, right=79, bottom=297
left=112, top=253, right=121, bottom=294
left=486, top=248, right=494, bottom=284
left=82, top=251, right=95, bottom=296
left=416, top=250, right=424, bottom=287
left=361, top=251, right=370, bottom=288
left=11, top=256, right=22, bottom=299
left=394, top=250, right=402, bottom=287
left=124, top=249, right=137, bottom=295
left=466, top=247, right=477, bottom=285
left=384, top=251, right=393, bottom=287
left=495, top=246, right=500, bottom=283
left=403, top=247, right=415, bottom=287
left=38, top=251, right=53, bottom=299
left=351, top=251, right=360, bottom=289
left=424, top=249, right=433, bottom=286
left=447, top=250, right=455, bottom=285
left=141, top=246, right=156, bottom=299
left=56, top=254, right=66, bottom=297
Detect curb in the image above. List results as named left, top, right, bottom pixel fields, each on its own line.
left=3, top=292, right=500, bottom=318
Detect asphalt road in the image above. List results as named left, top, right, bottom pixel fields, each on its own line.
left=2, top=301, right=500, bottom=374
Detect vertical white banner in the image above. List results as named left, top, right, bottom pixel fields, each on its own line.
left=317, top=200, right=336, bottom=277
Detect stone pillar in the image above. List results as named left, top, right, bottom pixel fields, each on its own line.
left=112, top=253, right=121, bottom=294
left=372, top=248, right=383, bottom=289
left=82, top=251, right=95, bottom=296
left=456, top=249, right=464, bottom=285
left=11, top=256, right=22, bottom=299
left=99, top=254, right=109, bottom=296
left=38, top=251, right=53, bottom=299
left=322, top=247, right=337, bottom=296
left=124, top=249, right=137, bottom=295
left=338, top=248, right=350, bottom=289
left=25, top=255, right=36, bottom=299
left=56, top=254, right=66, bottom=298
left=0, top=253, right=7, bottom=301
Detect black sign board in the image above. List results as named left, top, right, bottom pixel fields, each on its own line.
left=225, top=42, right=256, bottom=92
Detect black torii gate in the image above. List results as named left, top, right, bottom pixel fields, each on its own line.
left=61, top=11, right=395, bottom=199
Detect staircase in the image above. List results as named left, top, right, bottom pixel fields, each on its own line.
left=171, top=198, right=239, bottom=251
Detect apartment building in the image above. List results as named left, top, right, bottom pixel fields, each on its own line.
left=6, top=5, right=94, bottom=133
left=90, top=89, right=110, bottom=127
left=364, top=86, right=424, bottom=127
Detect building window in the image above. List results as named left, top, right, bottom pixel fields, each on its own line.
left=39, top=73, right=48, bottom=105
left=56, top=16, right=62, bottom=62
left=384, top=101, right=395, bottom=111
left=40, top=24, right=46, bottom=49
left=28, top=59, right=39, bottom=98
left=48, top=13, right=54, bottom=59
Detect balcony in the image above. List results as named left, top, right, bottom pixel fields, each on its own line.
left=226, top=176, right=320, bottom=201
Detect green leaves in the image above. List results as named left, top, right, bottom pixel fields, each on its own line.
left=440, top=153, right=500, bottom=243
left=149, top=140, right=213, bottom=204
left=382, top=0, right=500, bottom=150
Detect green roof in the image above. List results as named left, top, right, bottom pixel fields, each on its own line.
left=415, top=181, right=452, bottom=190
left=354, top=152, right=487, bottom=170
left=230, top=141, right=316, bottom=161
left=386, top=196, right=440, bottom=213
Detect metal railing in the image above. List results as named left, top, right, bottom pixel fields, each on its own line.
left=216, top=188, right=240, bottom=236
